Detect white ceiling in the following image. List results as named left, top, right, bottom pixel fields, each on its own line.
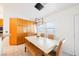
left=0, top=3, right=79, bottom=19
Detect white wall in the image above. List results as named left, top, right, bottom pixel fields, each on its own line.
left=45, top=5, right=79, bottom=55
left=3, top=8, right=31, bottom=35
left=0, top=5, right=3, bottom=18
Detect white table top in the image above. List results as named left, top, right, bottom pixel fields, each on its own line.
left=25, top=36, right=60, bottom=54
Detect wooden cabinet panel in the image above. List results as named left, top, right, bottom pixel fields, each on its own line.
left=10, top=18, right=35, bottom=45
left=0, top=19, right=3, bottom=34
left=0, top=19, right=3, bottom=26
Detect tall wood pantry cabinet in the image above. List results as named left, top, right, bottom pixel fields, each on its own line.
left=10, top=18, right=35, bottom=45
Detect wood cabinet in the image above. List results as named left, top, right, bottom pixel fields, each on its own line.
left=10, top=18, right=35, bottom=45
left=0, top=19, right=3, bottom=34
left=0, top=19, right=3, bottom=26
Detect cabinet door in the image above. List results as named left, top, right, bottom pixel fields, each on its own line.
left=0, top=19, right=3, bottom=26
left=10, top=19, right=17, bottom=45
left=75, top=15, right=79, bottom=56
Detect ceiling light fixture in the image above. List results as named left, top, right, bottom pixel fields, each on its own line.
left=34, top=3, right=46, bottom=11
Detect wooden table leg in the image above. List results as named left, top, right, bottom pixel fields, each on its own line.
left=25, top=46, right=26, bottom=52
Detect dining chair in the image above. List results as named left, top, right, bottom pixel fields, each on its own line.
left=48, top=34, right=54, bottom=40
left=48, top=40, right=62, bottom=56
left=40, top=33, right=45, bottom=37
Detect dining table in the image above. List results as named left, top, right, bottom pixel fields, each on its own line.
left=25, top=36, right=60, bottom=54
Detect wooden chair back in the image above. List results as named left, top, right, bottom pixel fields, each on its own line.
left=40, top=33, right=45, bottom=37
left=48, top=34, right=54, bottom=39
left=48, top=40, right=62, bottom=56
left=56, top=40, right=62, bottom=56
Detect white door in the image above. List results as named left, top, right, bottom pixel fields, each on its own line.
left=75, top=15, right=79, bottom=56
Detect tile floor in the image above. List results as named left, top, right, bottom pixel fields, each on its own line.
left=1, top=36, right=32, bottom=56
